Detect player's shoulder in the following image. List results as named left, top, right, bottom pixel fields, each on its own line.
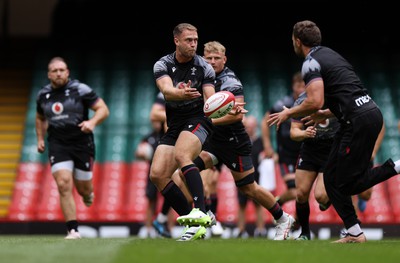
left=194, top=55, right=215, bottom=79
left=36, top=84, right=52, bottom=98
left=194, top=54, right=212, bottom=68
left=68, top=79, right=93, bottom=94
left=154, top=53, right=175, bottom=73
left=221, top=67, right=241, bottom=82
left=158, top=53, right=174, bottom=63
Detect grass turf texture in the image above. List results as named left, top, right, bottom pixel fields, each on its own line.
left=0, top=236, right=399, bottom=263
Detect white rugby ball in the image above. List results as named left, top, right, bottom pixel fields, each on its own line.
left=204, top=91, right=235, bottom=119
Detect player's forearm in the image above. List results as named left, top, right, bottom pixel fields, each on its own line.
left=290, top=127, right=307, bottom=141
left=90, top=106, right=109, bottom=126
left=261, top=120, right=274, bottom=152
left=288, top=100, right=320, bottom=118
left=35, top=117, right=47, bottom=141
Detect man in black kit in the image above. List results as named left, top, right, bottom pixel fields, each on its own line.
left=36, top=57, right=109, bottom=239
left=267, top=20, right=400, bottom=243
left=150, top=23, right=216, bottom=241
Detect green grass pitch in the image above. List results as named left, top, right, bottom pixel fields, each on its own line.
left=0, top=236, right=399, bottom=263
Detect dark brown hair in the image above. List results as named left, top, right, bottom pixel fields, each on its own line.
left=293, top=20, right=322, bottom=47
left=173, top=23, right=197, bottom=37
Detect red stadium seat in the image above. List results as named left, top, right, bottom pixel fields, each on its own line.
left=95, top=162, right=128, bottom=221
left=124, top=161, right=150, bottom=222
left=386, top=176, right=400, bottom=222
left=359, top=182, right=394, bottom=223
left=216, top=165, right=239, bottom=224
left=7, top=162, right=44, bottom=221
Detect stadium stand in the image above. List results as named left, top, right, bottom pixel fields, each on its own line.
left=1, top=49, right=400, bottom=238
left=0, top=70, right=31, bottom=218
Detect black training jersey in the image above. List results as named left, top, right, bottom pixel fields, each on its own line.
left=270, top=95, right=302, bottom=160
left=292, top=91, right=340, bottom=141
left=302, top=46, right=378, bottom=122
left=211, top=67, right=249, bottom=144
left=36, top=79, right=99, bottom=143
left=141, top=129, right=164, bottom=158
left=154, top=91, right=166, bottom=106
left=153, top=52, right=215, bottom=123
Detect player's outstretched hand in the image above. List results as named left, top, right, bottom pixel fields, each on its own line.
left=177, top=80, right=201, bottom=99
left=228, top=101, right=248, bottom=116
left=267, top=106, right=291, bottom=131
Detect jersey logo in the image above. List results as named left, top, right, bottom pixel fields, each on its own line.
left=65, top=89, right=70, bottom=96
left=46, top=93, right=50, bottom=99
left=188, top=125, right=193, bottom=128
left=317, top=118, right=330, bottom=128
left=51, top=102, right=64, bottom=115
left=355, top=95, right=371, bottom=107
left=191, top=67, right=197, bottom=75
left=298, top=158, right=303, bottom=166
left=172, top=67, right=176, bottom=73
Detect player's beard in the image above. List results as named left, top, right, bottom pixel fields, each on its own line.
left=52, top=78, right=68, bottom=89
left=183, top=49, right=196, bottom=59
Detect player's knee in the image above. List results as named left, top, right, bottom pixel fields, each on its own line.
left=314, top=192, right=329, bottom=205
left=296, top=188, right=309, bottom=202
left=149, top=172, right=160, bottom=185
left=235, top=173, right=255, bottom=192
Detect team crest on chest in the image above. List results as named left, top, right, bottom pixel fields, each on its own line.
left=52, top=102, right=64, bottom=115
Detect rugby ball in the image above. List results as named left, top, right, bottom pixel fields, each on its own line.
left=204, top=91, right=235, bottom=119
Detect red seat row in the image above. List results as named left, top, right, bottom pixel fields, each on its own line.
left=7, top=161, right=400, bottom=225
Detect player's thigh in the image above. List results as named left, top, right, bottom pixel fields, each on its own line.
left=295, top=169, right=317, bottom=199
left=151, top=144, right=177, bottom=179
left=175, top=131, right=202, bottom=163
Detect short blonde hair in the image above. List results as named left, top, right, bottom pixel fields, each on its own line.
left=204, top=41, right=226, bottom=55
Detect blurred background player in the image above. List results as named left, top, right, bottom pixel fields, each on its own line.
left=233, top=115, right=267, bottom=238
left=36, top=56, right=109, bottom=239
left=261, top=72, right=305, bottom=206
left=290, top=91, right=340, bottom=240
left=135, top=116, right=172, bottom=238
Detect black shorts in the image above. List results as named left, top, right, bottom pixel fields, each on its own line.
left=159, top=116, right=213, bottom=146
left=48, top=137, right=95, bottom=171
left=296, top=139, right=333, bottom=173
left=278, top=159, right=297, bottom=176
left=145, top=174, right=158, bottom=201
left=204, top=135, right=253, bottom=172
